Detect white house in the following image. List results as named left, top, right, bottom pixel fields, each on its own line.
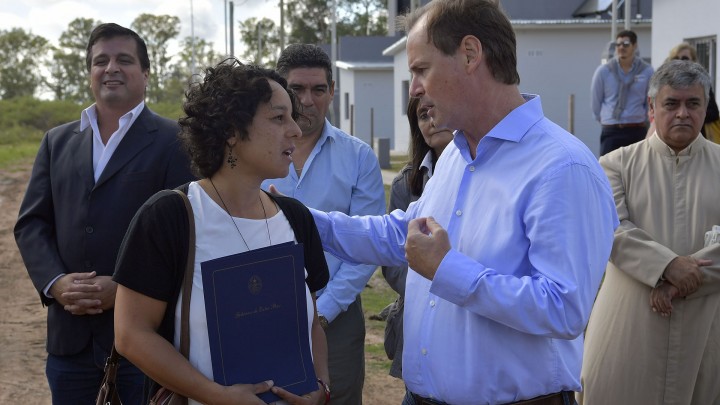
left=334, top=36, right=399, bottom=150
left=382, top=0, right=653, bottom=157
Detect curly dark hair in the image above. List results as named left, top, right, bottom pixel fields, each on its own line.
left=178, top=58, right=300, bottom=178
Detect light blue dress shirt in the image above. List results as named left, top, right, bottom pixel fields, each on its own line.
left=262, top=119, right=385, bottom=321
left=311, top=95, right=619, bottom=405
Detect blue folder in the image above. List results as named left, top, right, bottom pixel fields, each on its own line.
left=201, top=242, right=318, bottom=403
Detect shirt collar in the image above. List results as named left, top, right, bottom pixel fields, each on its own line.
left=648, top=131, right=706, bottom=157
left=80, top=101, right=146, bottom=131
left=420, top=150, right=434, bottom=177
left=453, top=94, right=544, bottom=153
left=318, top=118, right=337, bottom=145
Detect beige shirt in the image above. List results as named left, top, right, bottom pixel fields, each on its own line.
left=580, top=133, right=720, bottom=405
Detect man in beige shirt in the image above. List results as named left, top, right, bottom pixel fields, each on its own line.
left=580, top=60, right=720, bottom=404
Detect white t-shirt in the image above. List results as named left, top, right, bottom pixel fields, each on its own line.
left=178, top=182, right=313, bottom=405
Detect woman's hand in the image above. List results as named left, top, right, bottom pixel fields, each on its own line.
left=270, top=386, right=326, bottom=405
left=209, top=380, right=274, bottom=405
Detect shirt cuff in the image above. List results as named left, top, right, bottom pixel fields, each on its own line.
left=43, top=274, right=65, bottom=298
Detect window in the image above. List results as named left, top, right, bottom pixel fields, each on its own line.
left=401, top=80, right=409, bottom=115
left=344, top=92, right=349, bottom=120
left=688, top=36, right=717, bottom=86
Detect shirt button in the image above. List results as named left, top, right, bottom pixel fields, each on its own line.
left=430, top=300, right=435, bottom=307
left=421, top=348, right=428, bottom=355
left=455, top=210, right=462, bottom=216
left=85, top=226, right=94, bottom=234
left=469, top=166, right=475, bottom=172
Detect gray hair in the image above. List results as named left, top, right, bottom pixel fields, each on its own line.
left=648, top=60, right=711, bottom=106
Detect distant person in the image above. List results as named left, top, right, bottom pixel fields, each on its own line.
left=646, top=42, right=720, bottom=140
left=113, top=60, right=330, bottom=405
left=591, top=30, right=654, bottom=155
left=581, top=59, right=720, bottom=405
left=13, top=23, right=194, bottom=404
left=381, top=96, right=453, bottom=379
left=308, top=0, right=618, bottom=403
left=262, top=44, right=385, bottom=405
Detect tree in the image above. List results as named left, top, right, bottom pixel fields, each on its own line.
left=45, top=18, right=100, bottom=103
left=0, top=28, right=50, bottom=99
left=338, top=0, right=388, bottom=37
left=131, top=14, right=181, bottom=103
left=285, top=0, right=331, bottom=45
left=161, top=36, right=222, bottom=104
left=239, top=17, right=281, bottom=67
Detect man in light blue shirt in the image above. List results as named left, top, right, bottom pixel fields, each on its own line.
left=309, top=1, right=618, bottom=404
left=591, top=30, right=654, bottom=155
left=263, top=44, right=385, bottom=405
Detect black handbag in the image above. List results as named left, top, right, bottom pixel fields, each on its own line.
left=96, top=190, right=195, bottom=405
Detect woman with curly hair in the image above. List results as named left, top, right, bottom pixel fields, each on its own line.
left=112, top=59, right=331, bottom=405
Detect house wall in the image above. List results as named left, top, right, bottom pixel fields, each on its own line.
left=338, top=68, right=354, bottom=137
left=515, top=24, right=652, bottom=156
left=651, top=0, right=718, bottom=91
left=391, top=52, right=411, bottom=154
left=338, top=69, right=395, bottom=147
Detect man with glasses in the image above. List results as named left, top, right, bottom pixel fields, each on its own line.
left=591, top=30, right=654, bottom=155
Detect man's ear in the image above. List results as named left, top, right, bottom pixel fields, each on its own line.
left=647, top=96, right=655, bottom=120
left=460, top=35, right=483, bottom=73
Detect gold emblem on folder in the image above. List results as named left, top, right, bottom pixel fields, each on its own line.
left=248, top=275, right=262, bottom=295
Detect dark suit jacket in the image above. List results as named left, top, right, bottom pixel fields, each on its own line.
left=14, top=106, right=195, bottom=356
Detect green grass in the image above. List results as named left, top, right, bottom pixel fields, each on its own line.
left=0, top=142, right=39, bottom=169
left=389, top=154, right=408, bottom=172
left=362, top=268, right=399, bottom=375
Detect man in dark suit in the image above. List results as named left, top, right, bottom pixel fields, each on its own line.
left=14, top=23, right=194, bottom=405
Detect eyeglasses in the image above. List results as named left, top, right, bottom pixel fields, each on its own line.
left=615, top=40, right=632, bottom=48
left=673, top=56, right=691, bottom=61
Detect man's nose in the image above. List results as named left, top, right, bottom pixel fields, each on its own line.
left=409, top=76, right=424, bottom=98
left=298, top=90, right=313, bottom=106
left=105, top=59, right=119, bottom=73
left=676, top=104, right=690, bottom=118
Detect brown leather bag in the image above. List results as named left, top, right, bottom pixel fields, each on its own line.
left=96, top=190, right=195, bottom=405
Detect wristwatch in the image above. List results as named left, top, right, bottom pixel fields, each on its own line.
left=317, top=378, right=330, bottom=404
left=318, top=313, right=329, bottom=329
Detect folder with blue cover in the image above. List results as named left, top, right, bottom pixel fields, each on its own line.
left=201, top=242, right=318, bottom=403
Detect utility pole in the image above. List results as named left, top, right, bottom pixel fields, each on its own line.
left=257, top=22, right=263, bottom=64
left=330, top=0, right=338, bottom=125
left=229, top=1, right=235, bottom=57
left=279, top=0, right=285, bottom=51
left=190, top=0, right=196, bottom=75
left=611, top=0, right=617, bottom=41
left=624, top=0, right=631, bottom=30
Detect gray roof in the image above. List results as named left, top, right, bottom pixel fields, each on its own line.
left=499, top=0, right=652, bottom=20
left=337, top=35, right=403, bottom=63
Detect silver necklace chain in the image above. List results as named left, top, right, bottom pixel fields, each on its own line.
left=208, top=178, right=272, bottom=250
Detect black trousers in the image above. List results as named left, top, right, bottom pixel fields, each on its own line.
left=599, top=125, right=647, bottom=156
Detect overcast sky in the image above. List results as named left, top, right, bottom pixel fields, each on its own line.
left=0, top=0, right=278, bottom=57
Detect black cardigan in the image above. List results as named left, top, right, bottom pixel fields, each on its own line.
left=113, top=183, right=329, bottom=399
